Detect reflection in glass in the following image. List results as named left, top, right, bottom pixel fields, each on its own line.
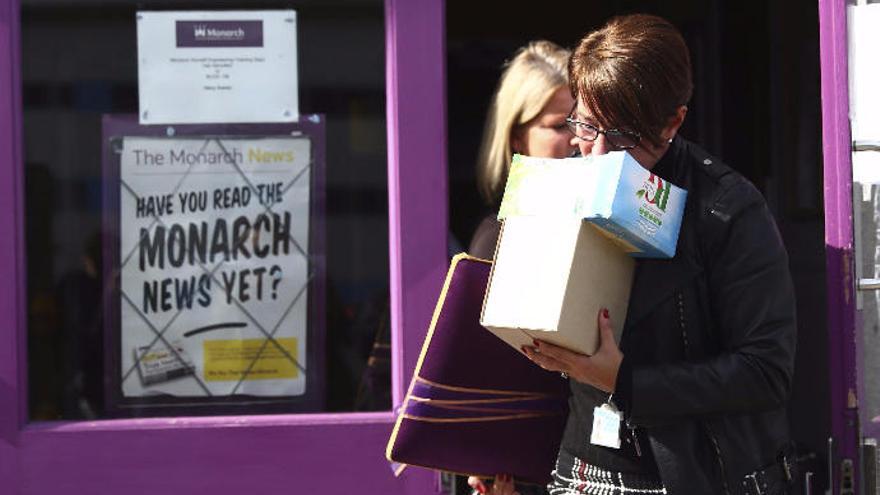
left=23, top=0, right=390, bottom=420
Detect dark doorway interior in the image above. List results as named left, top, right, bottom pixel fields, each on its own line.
left=447, top=0, right=828, bottom=491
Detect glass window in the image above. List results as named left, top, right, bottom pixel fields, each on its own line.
left=23, top=0, right=390, bottom=420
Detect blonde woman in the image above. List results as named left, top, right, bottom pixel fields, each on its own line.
left=468, top=40, right=577, bottom=260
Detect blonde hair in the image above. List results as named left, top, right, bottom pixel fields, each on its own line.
left=476, top=40, right=571, bottom=206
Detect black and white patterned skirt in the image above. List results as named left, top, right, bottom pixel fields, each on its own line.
left=546, top=453, right=667, bottom=495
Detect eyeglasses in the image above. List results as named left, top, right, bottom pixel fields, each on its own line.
left=565, top=111, right=641, bottom=151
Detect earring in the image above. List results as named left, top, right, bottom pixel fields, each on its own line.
left=667, top=137, right=674, bottom=144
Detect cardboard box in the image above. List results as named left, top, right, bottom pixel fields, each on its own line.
left=480, top=216, right=635, bottom=356
left=498, top=152, right=687, bottom=258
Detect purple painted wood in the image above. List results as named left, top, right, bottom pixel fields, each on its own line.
left=0, top=0, right=23, bottom=490
left=19, top=414, right=405, bottom=493
left=385, top=0, right=449, bottom=411
left=17, top=413, right=433, bottom=494
left=819, top=0, right=859, bottom=491
left=1, top=0, right=445, bottom=492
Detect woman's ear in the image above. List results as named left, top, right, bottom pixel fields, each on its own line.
left=510, top=128, right=525, bottom=155
left=661, top=105, right=688, bottom=142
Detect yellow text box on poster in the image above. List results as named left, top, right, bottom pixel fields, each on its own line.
left=203, top=338, right=298, bottom=382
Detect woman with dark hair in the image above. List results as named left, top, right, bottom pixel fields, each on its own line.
left=474, top=14, right=797, bottom=495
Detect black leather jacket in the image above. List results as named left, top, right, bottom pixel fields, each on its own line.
left=614, top=137, right=797, bottom=494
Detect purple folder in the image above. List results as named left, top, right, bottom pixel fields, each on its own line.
left=386, top=254, right=569, bottom=485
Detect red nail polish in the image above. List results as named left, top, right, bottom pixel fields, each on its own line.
left=521, top=346, right=529, bottom=354
left=476, top=481, right=487, bottom=494
left=533, top=339, right=540, bottom=347
left=603, top=308, right=610, bottom=319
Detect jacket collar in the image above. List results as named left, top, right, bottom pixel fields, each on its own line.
left=623, top=137, right=703, bottom=330
left=651, top=136, right=689, bottom=189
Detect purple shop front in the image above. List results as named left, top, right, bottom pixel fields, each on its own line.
left=0, top=0, right=447, bottom=493
left=0, top=0, right=872, bottom=494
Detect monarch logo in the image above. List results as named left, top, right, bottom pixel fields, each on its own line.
left=176, top=21, right=263, bottom=47
left=193, top=25, right=245, bottom=41
left=636, top=174, right=671, bottom=212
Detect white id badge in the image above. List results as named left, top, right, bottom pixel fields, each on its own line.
left=590, top=403, right=622, bottom=449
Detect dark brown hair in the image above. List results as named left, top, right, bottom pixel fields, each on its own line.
left=569, top=14, right=692, bottom=147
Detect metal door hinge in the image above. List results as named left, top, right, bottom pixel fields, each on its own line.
left=854, top=140, right=880, bottom=152
left=858, top=278, right=880, bottom=291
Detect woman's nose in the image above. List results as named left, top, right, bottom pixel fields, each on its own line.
left=575, top=136, right=593, bottom=157
left=590, top=134, right=610, bottom=156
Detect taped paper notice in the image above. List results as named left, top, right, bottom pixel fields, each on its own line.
left=118, top=136, right=311, bottom=398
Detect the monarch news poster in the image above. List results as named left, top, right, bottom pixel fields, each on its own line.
left=117, top=135, right=311, bottom=398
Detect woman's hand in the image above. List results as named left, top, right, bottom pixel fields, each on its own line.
left=467, top=475, right=519, bottom=495
left=521, top=308, right=622, bottom=392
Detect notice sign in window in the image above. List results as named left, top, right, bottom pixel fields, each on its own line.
left=137, top=10, right=298, bottom=124
left=118, top=136, right=311, bottom=398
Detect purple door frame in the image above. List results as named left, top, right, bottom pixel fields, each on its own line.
left=0, top=0, right=448, bottom=493
left=819, top=0, right=860, bottom=493
left=0, top=0, right=24, bottom=489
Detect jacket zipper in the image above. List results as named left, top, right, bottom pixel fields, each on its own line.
left=611, top=389, right=642, bottom=457
left=704, top=422, right=731, bottom=495
left=628, top=420, right=642, bottom=456
left=677, top=291, right=730, bottom=495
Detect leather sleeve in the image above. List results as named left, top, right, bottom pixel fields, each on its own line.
left=613, top=355, right=634, bottom=416
left=628, top=182, right=797, bottom=423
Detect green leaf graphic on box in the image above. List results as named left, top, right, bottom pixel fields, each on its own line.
left=501, top=172, right=525, bottom=216
left=499, top=156, right=532, bottom=217
left=636, top=189, right=645, bottom=199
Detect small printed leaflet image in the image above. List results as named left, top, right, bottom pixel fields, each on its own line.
left=117, top=135, right=312, bottom=399
left=134, top=339, right=196, bottom=387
